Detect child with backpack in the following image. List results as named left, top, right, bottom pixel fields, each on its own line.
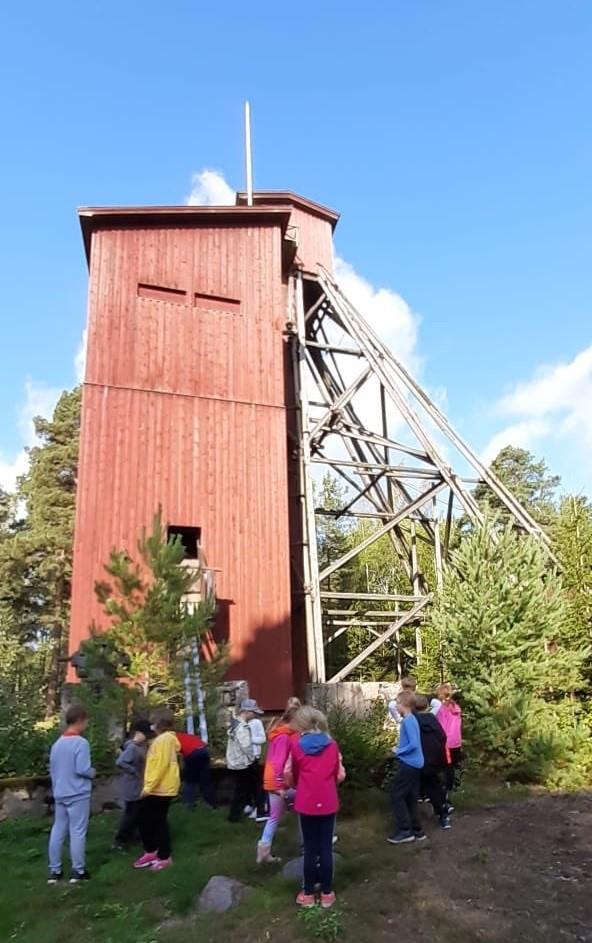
left=414, top=695, right=451, bottom=829
left=226, top=698, right=264, bottom=823
left=288, top=706, right=345, bottom=910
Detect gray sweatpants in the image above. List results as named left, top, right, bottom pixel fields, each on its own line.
left=48, top=796, right=91, bottom=874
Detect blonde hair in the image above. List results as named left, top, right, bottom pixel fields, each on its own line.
left=282, top=697, right=302, bottom=723
left=436, top=682, right=453, bottom=702
left=293, top=705, right=329, bottom=735
left=267, top=696, right=303, bottom=735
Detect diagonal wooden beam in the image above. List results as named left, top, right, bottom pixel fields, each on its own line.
left=309, top=365, right=373, bottom=442
left=328, top=595, right=431, bottom=682
left=318, top=481, right=446, bottom=582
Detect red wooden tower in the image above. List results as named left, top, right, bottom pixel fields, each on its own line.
left=69, top=192, right=339, bottom=708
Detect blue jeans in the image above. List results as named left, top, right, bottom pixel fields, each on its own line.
left=299, top=813, right=336, bottom=895
left=48, top=796, right=91, bottom=874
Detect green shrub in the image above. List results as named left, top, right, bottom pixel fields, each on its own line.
left=325, top=700, right=393, bottom=801
left=298, top=904, right=343, bottom=941
left=0, top=704, right=58, bottom=778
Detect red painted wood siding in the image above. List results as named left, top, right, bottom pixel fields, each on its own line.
left=70, top=220, right=293, bottom=707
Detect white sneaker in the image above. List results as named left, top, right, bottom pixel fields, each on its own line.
left=249, top=809, right=258, bottom=820
left=243, top=805, right=254, bottom=815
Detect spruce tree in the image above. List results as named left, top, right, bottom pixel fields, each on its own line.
left=554, top=495, right=592, bottom=682
left=432, top=521, right=587, bottom=781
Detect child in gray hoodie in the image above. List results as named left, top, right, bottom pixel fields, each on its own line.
left=113, top=719, right=153, bottom=850
left=48, top=705, right=96, bottom=884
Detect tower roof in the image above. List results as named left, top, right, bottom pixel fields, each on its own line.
left=78, top=191, right=339, bottom=265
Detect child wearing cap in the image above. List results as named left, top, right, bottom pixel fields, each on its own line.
left=113, top=719, right=153, bottom=850
left=226, top=698, right=264, bottom=823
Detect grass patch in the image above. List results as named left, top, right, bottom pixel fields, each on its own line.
left=0, top=778, right=578, bottom=943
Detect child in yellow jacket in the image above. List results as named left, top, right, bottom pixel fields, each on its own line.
left=133, top=713, right=180, bottom=872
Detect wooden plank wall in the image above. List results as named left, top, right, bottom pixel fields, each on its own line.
left=70, top=221, right=293, bottom=707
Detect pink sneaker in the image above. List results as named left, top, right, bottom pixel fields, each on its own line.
left=296, top=891, right=316, bottom=908
left=151, top=857, right=173, bottom=871
left=133, top=852, right=158, bottom=869
left=321, top=892, right=336, bottom=909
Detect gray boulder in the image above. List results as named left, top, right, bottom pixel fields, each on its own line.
left=281, top=854, right=342, bottom=882
left=197, top=876, right=251, bottom=913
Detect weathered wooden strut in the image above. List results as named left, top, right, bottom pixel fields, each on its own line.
left=290, top=269, right=550, bottom=684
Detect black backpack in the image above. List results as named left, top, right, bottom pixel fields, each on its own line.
left=416, top=712, right=446, bottom=771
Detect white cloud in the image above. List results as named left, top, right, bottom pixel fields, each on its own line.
left=186, top=169, right=235, bottom=206
left=0, top=449, right=29, bottom=494
left=334, top=257, right=421, bottom=374
left=484, top=344, right=592, bottom=470
left=482, top=419, right=551, bottom=465
left=74, top=327, right=87, bottom=383
left=0, top=381, right=61, bottom=492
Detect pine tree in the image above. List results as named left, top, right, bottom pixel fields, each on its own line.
left=0, top=389, right=81, bottom=717
left=19, top=388, right=81, bottom=713
left=432, top=521, right=588, bottom=781
left=473, top=446, right=560, bottom=528
left=92, top=509, right=221, bottom=711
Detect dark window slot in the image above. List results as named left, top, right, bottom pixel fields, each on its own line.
left=167, top=525, right=201, bottom=560
left=194, top=291, right=240, bottom=311
left=138, top=283, right=187, bottom=303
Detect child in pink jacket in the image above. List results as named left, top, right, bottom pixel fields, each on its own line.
left=288, top=707, right=345, bottom=910
left=435, top=682, right=463, bottom=795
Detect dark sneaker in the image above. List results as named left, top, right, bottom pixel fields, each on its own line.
left=69, top=870, right=90, bottom=884
left=387, top=831, right=415, bottom=844
left=47, top=871, right=63, bottom=885
left=444, top=803, right=455, bottom=815
left=439, top=815, right=452, bottom=829
left=413, top=831, right=427, bottom=842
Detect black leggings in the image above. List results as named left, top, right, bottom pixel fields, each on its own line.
left=299, top=813, right=336, bottom=895
left=445, top=747, right=463, bottom=793
left=139, top=796, right=172, bottom=859
left=228, top=764, right=259, bottom=822
left=115, top=799, right=141, bottom=844
left=421, top=770, right=446, bottom=817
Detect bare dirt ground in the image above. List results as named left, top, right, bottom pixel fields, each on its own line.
left=337, top=790, right=592, bottom=943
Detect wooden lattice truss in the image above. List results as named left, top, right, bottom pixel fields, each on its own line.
left=289, top=268, right=551, bottom=684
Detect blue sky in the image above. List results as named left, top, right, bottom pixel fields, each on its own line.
left=1, top=1, right=591, bottom=494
